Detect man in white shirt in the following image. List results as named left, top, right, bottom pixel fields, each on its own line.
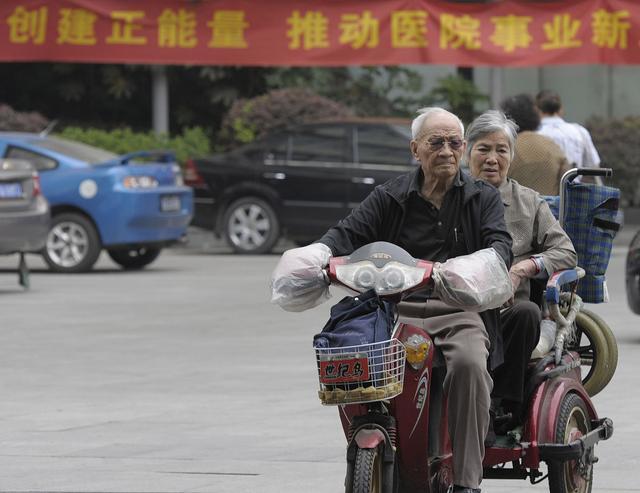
left=535, top=90, right=601, bottom=179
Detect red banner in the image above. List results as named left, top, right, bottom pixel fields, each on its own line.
left=1, top=0, right=640, bottom=66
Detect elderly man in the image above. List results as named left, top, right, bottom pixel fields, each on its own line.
left=315, top=107, right=513, bottom=493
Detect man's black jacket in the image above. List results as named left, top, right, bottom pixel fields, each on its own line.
left=318, top=167, right=513, bottom=370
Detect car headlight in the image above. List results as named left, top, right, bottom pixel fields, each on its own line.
left=123, top=176, right=159, bottom=189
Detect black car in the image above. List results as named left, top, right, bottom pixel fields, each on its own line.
left=185, top=119, right=417, bottom=253
left=626, top=230, right=640, bottom=314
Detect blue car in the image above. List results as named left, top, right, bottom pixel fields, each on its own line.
left=0, top=132, right=193, bottom=272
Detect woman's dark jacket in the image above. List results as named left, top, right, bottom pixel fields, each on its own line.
left=318, top=167, right=513, bottom=370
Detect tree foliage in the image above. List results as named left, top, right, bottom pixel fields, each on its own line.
left=426, top=74, right=490, bottom=125
left=0, top=63, right=490, bottom=146
left=218, top=88, right=354, bottom=150
left=264, top=66, right=427, bottom=117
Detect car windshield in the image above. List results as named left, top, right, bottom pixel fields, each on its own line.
left=27, top=136, right=118, bottom=164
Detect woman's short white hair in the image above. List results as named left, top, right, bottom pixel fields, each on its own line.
left=464, top=110, right=518, bottom=162
left=411, top=107, right=465, bottom=140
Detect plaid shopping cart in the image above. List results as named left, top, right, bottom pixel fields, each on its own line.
left=544, top=169, right=622, bottom=303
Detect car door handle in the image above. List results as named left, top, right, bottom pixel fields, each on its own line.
left=263, top=172, right=286, bottom=180
left=351, top=177, right=375, bottom=185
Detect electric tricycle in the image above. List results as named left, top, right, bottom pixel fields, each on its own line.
left=315, top=241, right=613, bottom=493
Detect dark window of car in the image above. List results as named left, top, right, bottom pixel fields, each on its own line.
left=5, top=146, right=57, bottom=171
left=289, top=125, right=348, bottom=163
left=26, top=136, right=117, bottom=164
left=262, top=133, right=290, bottom=163
left=357, top=124, right=413, bottom=166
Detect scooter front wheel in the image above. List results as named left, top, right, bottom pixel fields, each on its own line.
left=352, top=447, right=383, bottom=493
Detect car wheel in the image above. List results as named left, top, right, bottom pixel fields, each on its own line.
left=107, top=247, right=161, bottom=270
left=223, top=197, right=280, bottom=254
left=42, top=212, right=101, bottom=273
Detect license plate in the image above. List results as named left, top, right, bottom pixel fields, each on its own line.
left=0, top=182, right=23, bottom=199
left=161, top=195, right=180, bottom=212
left=319, top=354, right=370, bottom=384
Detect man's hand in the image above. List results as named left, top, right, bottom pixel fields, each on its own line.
left=509, top=259, right=539, bottom=293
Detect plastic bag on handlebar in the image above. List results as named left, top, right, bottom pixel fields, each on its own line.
left=431, top=248, right=512, bottom=312
left=270, top=243, right=332, bottom=312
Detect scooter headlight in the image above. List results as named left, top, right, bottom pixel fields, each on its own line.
left=354, top=267, right=376, bottom=290
left=335, top=261, right=427, bottom=295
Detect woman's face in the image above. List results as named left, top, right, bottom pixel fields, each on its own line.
left=467, top=131, right=512, bottom=188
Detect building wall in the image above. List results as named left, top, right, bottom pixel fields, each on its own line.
left=474, top=65, right=640, bottom=124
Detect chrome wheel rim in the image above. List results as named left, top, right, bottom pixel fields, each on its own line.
left=46, top=221, right=89, bottom=268
left=228, top=204, right=270, bottom=250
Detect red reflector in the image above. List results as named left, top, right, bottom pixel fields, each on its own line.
left=32, top=173, right=41, bottom=197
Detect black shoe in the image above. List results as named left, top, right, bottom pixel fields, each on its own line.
left=453, top=486, right=481, bottom=493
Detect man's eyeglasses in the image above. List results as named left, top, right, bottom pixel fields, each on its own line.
left=426, top=137, right=464, bottom=151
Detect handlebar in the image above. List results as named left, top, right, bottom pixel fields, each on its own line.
left=558, top=167, right=612, bottom=228
left=575, top=167, right=613, bottom=177
left=544, top=267, right=585, bottom=305
left=542, top=267, right=586, bottom=364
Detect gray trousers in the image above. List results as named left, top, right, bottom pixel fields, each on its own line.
left=398, top=300, right=492, bottom=489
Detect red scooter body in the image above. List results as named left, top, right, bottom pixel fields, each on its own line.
left=317, top=241, right=613, bottom=493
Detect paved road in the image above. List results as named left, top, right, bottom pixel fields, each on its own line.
left=0, top=227, right=638, bottom=493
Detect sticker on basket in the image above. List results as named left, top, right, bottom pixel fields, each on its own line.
left=319, top=355, right=369, bottom=384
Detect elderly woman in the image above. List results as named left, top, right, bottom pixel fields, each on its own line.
left=465, top=110, right=578, bottom=438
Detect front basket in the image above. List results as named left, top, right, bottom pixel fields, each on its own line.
left=315, top=339, right=406, bottom=405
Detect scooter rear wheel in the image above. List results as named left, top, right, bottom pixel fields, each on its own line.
left=353, top=447, right=383, bottom=493
left=570, top=312, right=614, bottom=397
left=579, top=309, right=618, bottom=391
left=548, top=393, right=593, bottom=493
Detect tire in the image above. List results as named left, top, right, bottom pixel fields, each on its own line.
left=42, top=212, right=101, bottom=273
left=580, top=309, right=618, bottom=390
left=352, top=447, right=383, bottom=493
left=548, top=393, right=593, bottom=493
left=107, top=247, right=161, bottom=270
left=223, top=197, right=279, bottom=254
left=626, top=231, right=640, bottom=314
left=568, top=312, right=614, bottom=397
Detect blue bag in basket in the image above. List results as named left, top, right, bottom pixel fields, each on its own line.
left=313, top=289, right=395, bottom=349
left=314, top=289, right=396, bottom=388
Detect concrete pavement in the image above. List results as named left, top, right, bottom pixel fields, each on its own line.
left=0, top=210, right=638, bottom=493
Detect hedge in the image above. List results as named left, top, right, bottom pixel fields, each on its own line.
left=57, top=126, right=211, bottom=165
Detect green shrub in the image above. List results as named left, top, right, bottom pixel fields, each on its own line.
left=587, top=116, right=640, bottom=206
left=218, top=87, right=354, bottom=150
left=57, top=126, right=211, bottom=165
